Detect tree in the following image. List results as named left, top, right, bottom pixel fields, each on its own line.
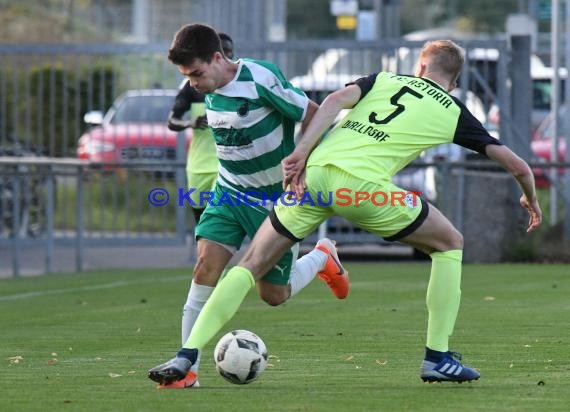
left=287, top=0, right=522, bottom=39
left=287, top=0, right=346, bottom=39
left=456, top=0, right=519, bottom=33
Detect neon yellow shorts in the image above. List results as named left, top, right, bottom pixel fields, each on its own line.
left=274, top=165, right=427, bottom=241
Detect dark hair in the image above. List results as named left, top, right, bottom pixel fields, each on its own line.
left=218, top=32, right=233, bottom=45
left=218, top=32, right=234, bottom=59
left=168, top=23, right=223, bottom=66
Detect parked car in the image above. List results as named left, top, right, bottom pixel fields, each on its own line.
left=290, top=48, right=383, bottom=103
left=486, top=58, right=566, bottom=135
left=528, top=63, right=567, bottom=131
left=77, top=89, right=191, bottom=173
left=531, top=105, right=567, bottom=187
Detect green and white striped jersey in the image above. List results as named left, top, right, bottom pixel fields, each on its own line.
left=205, top=58, right=309, bottom=197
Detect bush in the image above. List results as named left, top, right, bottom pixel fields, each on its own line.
left=1, top=62, right=116, bottom=157
left=29, top=63, right=115, bottom=156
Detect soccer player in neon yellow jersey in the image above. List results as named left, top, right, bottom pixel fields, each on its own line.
left=148, top=24, right=350, bottom=388
left=151, top=39, right=542, bottom=385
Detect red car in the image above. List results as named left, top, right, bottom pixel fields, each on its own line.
left=77, top=89, right=191, bottom=172
left=531, top=105, right=566, bottom=187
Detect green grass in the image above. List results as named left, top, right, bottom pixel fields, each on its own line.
left=1, top=263, right=569, bottom=412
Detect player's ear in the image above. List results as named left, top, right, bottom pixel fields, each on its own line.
left=415, top=62, right=426, bottom=77
left=448, top=75, right=459, bottom=92
left=212, top=51, right=224, bottom=63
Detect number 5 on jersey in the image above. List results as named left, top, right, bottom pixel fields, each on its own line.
left=369, top=86, right=424, bottom=125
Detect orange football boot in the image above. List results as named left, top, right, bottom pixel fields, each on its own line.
left=157, top=371, right=199, bottom=389
left=315, top=238, right=349, bottom=299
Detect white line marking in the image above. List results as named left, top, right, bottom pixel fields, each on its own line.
left=0, top=274, right=189, bottom=302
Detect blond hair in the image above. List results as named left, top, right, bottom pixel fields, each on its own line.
left=419, top=40, right=465, bottom=84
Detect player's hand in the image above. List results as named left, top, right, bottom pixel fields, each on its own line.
left=282, top=150, right=308, bottom=198
left=291, top=170, right=307, bottom=198
left=192, top=115, right=208, bottom=129
left=520, top=195, right=542, bottom=233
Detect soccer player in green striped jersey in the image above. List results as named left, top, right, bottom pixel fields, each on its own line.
left=148, top=23, right=349, bottom=388
left=167, top=32, right=235, bottom=224
left=150, top=39, right=542, bottom=385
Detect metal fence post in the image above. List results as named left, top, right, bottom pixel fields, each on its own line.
left=45, top=165, right=55, bottom=273
left=565, top=0, right=570, bottom=242
left=509, top=35, right=534, bottom=234
left=11, top=174, right=21, bottom=278
left=509, top=35, right=532, bottom=158
left=75, top=166, right=84, bottom=272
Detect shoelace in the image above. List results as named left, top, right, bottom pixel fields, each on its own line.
left=448, top=351, right=463, bottom=362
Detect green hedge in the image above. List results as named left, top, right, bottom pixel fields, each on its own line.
left=1, top=63, right=116, bottom=157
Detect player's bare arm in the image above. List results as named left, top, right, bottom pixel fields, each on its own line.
left=283, top=84, right=361, bottom=196
left=280, top=100, right=317, bottom=194
left=485, top=144, right=542, bottom=232
left=294, top=84, right=361, bottom=156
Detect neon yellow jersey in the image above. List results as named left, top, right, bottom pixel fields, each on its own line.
left=187, top=102, right=218, bottom=174
left=308, top=71, right=501, bottom=182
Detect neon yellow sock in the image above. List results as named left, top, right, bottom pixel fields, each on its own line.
left=426, top=249, right=463, bottom=352
left=183, top=266, right=255, bottom=350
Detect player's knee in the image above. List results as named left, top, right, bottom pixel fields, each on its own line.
left=450, top=230, right=463, bottom=250
left=192, top=256, right=219, bottom=285
left=258, top=289, right=287, bottom=307
left=262, top=297, right=282, bottom=307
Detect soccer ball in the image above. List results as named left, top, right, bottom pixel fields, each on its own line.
left=213, top=330, right=268, bottom=385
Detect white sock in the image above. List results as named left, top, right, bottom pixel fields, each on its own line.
left=182, top=280, right=215, bottom=373
left=289, top=249, right=327, bottom=298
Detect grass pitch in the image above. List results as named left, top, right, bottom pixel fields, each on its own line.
left=1, top=263, right=569, bottom=412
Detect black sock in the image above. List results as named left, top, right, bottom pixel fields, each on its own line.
left=424, top=347, right=447, bottom=362
left=177, top=348, right=198, bottom=363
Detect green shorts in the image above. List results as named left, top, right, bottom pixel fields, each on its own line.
left=274, top=165, right=427, bottom=241
left=196, top=184, right=298, bottom=285
left=186, top=171, right=217, bottom=208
